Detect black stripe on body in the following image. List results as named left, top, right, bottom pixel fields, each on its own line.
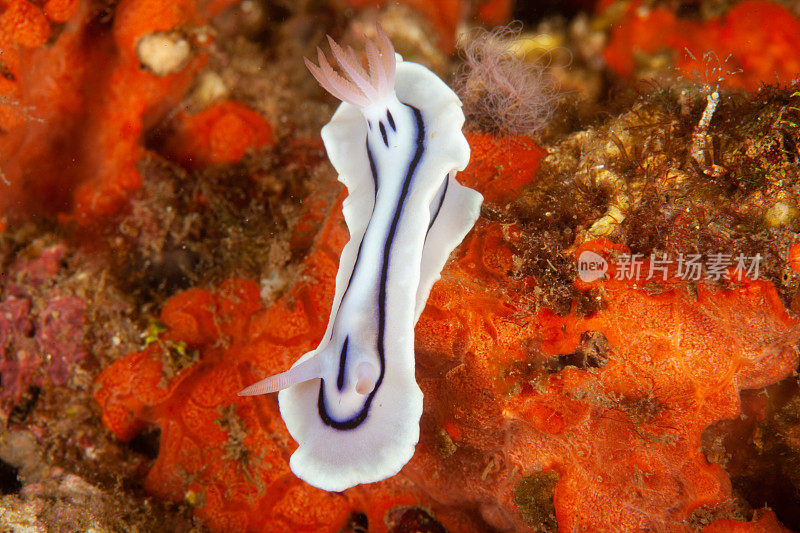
left=318, top=105, right=425, bottom=430
left=367, top=139, right=378, bottom=190
left=379, top=122, right=388, bottom=147
left=328, top=142, right=379, bottom=396
left=336, top=142, right=378, bottom=317
left=426, top=177, right=448, bottom=234
left=336, top=338, right=349, bottom=391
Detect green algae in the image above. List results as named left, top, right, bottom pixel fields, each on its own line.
left=513, top=470, right=559, bottom=532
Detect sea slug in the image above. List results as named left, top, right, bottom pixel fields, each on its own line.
left=239, top=27, right=482, bottom=492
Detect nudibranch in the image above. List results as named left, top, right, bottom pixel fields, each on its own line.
left=239, top=27, right=482, bottom=492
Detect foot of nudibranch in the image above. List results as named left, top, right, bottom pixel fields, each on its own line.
left=239, top=356, right=322, bottom=396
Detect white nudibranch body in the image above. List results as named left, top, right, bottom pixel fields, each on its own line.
left=238, top=27, right=482, bottom=492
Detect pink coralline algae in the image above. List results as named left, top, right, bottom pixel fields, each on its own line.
left=34, top=296, right=88, bottom=386
left=0, top=245, right=88, bottom=413
left=0, top=296, right=37, bottom=401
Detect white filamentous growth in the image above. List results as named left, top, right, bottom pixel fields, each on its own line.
left=453, top=24, right=559, bottom=136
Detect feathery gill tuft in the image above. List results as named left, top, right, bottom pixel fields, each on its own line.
left=304, top=25, right=396, bottom=108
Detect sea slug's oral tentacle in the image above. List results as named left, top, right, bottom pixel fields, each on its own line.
left=238, top=356, right=322, bottom=396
